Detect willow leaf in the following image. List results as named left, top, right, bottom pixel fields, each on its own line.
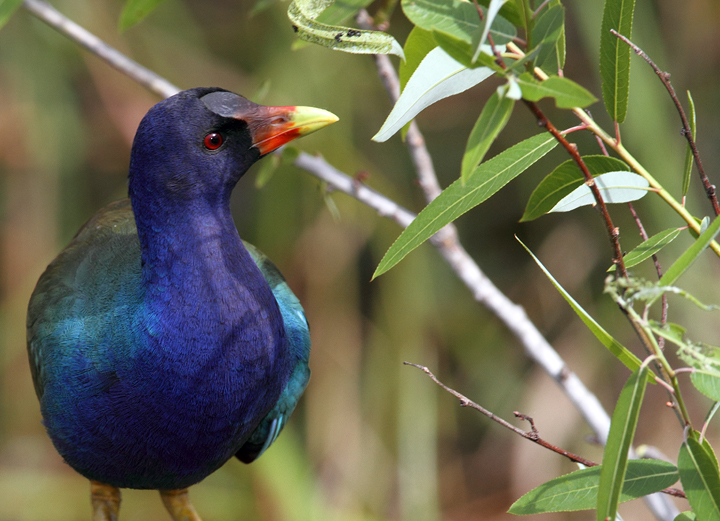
left=460, top=91, right=515, bottom=183
left=509, top=459, right=677, bottom=514
left=599, top=0, right=636, bottom=123
left=608, top=228, right=681, bottom=272
left=373, top=47, right=493, bottom=142
left=373, top=134, right=556, bottom=278
left=521, top=155, right=629, bottom=222
left=678, top=436, right=720, bottom=521
left=517, top=72, right=597, bottom=109
left=658, top=215, right=720, bottom=290
left=518, top=238, right=648, bottom=377
left=550, top=171, right=649, bottom=213
left=682, top=90, right=697, bottom=197
left=596, top=365, right=649, bottom=521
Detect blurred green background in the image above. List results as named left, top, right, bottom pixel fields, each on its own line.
left=1, top=0, right=719, bottom=519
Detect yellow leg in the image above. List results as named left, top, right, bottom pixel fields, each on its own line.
left=159, top=488, right=203, bottom=521
left=90, top=481, right=121, bottom=521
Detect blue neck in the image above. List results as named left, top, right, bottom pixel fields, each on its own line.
left=131, top=196, right=285, bottom=370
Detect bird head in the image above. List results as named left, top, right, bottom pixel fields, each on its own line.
left=128, top=87, right=337, bottom=207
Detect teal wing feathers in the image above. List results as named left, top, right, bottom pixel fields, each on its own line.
left=27, top=199, right=141, bottom=401
left=236, top=242, right=311, bottom=463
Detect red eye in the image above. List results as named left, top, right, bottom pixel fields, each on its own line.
left=204, top=132, right=223, bottom=150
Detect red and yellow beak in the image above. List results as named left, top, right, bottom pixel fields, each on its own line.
left=201, top=90, right=338, bottom=156
left=247, top=105, right=339, bottom=156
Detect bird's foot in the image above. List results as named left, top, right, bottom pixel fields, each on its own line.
left=90, top=481, right=121, bottom=521
left=159, top=488, right=203, bottom=521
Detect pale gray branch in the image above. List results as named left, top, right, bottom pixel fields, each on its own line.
left=22, top=0, right=180, bottom=99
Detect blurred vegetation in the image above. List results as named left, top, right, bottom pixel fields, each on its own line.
left=0, top=0, right=719, bottom=519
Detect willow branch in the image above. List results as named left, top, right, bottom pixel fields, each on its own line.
left=525, top=100, right=627, bottom=276
left=22, top=0, right=179, bottom=99
left=610, top=29, right=719, bottom=216
left=404, top=362, right=597, bottom=467
left=405, top=362, right=687, bottom=500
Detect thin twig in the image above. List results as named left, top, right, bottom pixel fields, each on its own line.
left=22, top=0, right=180, bottom=99
left=627, top=202, right=668, bottom=340
left=404, top=362, right=597, bottom=467
left=610, top=29, right=719, bottom=216
left=405, top=362, right=687, bottom=500
left=524, top=100, right=628, bottom=276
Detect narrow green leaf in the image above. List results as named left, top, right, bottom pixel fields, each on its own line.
left=678, top=436, right=720, bottom=521
left=400, top=27, right=437, bottom=92
left=372, top=134, right=556, bottom=278
left=521, top=156, right=630, bottom=222
left=599, top=0, right=636, bottom=123
left=288, top=2, right=404, bottom=58
left=659, top=215, right=720, bottom=288
left=674, top=512, right=696, bottom=521
left=551, top=0, right=566, bottom=69
left=460, top=91, right=515, bottom=183
left=550, top=171, right=649, bottom=213
left=517, top=72, right=597, bottom=109
left=597, top=365, right=649, bottom=521
left=531, top=4, right=565, bottom=71
left=608, top=228, right=682, bottom=271
left=682, top=91, right=697, bottom=197
left=517, top=237, right=647, bottom=375
left=0, top=0, right=23, bottom=31
left=401, top=0, right=516, bottom=45
left=373, top=48, right=494, bottom=142
left=513, top=0, right=533, bottom=48
left=692, top=373, right=720, bottom=402
left=508, top=459, right=678, bottom=514
left=119, top=0, right=167, bottom=31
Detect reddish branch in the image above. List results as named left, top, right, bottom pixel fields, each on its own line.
left=627, top=203, right=668, bottom=338
left=523, top=100, right=628, bottom=276
left=404, top=362, right=595, bottom=466
left=611, top=29, right=719, bottom=217
left=405, top=362, right=687, bottom=500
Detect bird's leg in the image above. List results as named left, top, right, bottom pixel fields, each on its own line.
left=159, top=488, right=203, bottom=521
left=90, top=481, right=121, bottom=521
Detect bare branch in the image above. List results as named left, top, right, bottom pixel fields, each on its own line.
left=22, top=0, right=180, bottom=99
left=404, top=362, right=598, bottom=467
left=405, top=362, right=687, bottom=500
left=611, top=29, right=719, bottom=216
